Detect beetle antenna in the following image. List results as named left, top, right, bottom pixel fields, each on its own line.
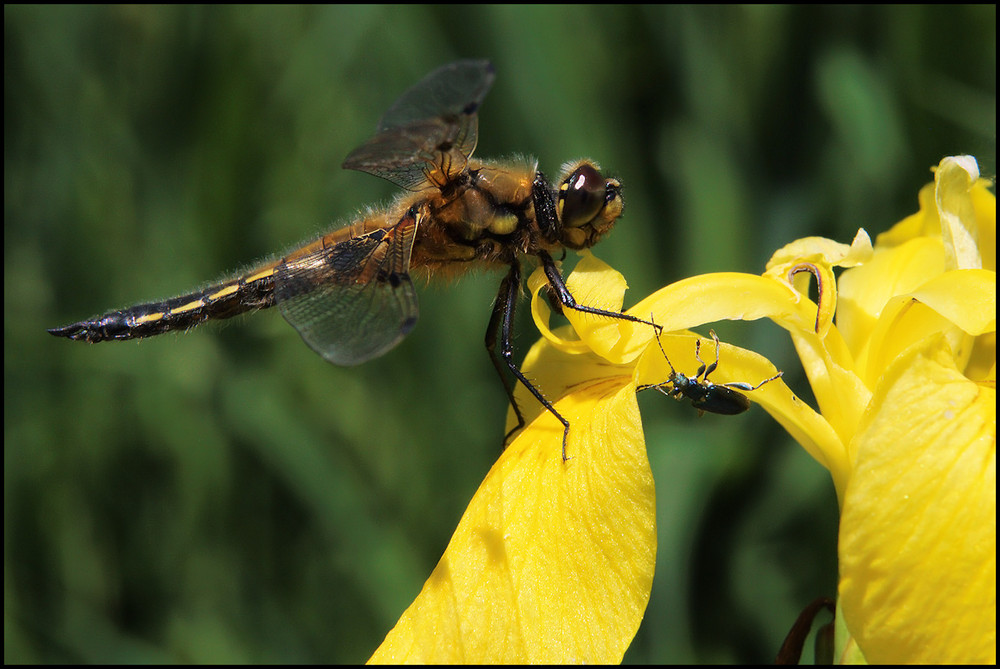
left=650, top=317, right=677, bottom=377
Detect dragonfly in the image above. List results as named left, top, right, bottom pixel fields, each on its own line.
left=49, top=59, right=654, bottom=459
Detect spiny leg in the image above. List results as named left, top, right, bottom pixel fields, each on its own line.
left=490, top=253, right=662, bottom=461
left=721, top=370, right=785, bottom=392
left=692, top=337, right=712, bottom=383
left=695, top=330, right=724, bottom=383
left=486, top=260, right=572, bottom=460
left=706, top=330, right=784, bottom=392
left=486, top=261, right=527, bottom=444
left=538, top=250, right=661, bottom=332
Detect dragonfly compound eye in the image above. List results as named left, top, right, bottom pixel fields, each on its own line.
left=558, top=163, right=607, bottom=228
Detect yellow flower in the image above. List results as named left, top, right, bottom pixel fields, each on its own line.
left=368, top=373, right=655, bottom=663
left=815, top=156, right=996, bottom=664
left=369, top=156, right=995, bottom=664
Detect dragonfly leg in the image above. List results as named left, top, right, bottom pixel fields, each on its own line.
left=485, top=259, right=573, bottom=460
left=539, top=250, right=661, bottom=333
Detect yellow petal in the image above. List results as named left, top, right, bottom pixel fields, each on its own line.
left=504, top=328, right=632, bottom=439
left=965, top=330, right=996, bottom=385
left=561, top=253, right=654, bottom=364
left=860, top=296, right=962, bottom=391
left=787, top=327, right=872, bottom=482
left=635, top=332, right=847, bottom=482
left=837, top=235, right=946, bottom=351
left=909, top=268, right=997, bottom=337
left=856, top=269, right=995, bottom=388
left=632, top=270, right=864, bottom=480
left=630, top=272, right=818, bottom=339
left=527, top=264, right=593, bottom=356
left=970, top=178, right=996, bottom=271
left=766, top=228, right=873, bottom=269
left=370, top=378, right=655, bottom=664
left=561, top=263, right=858, bottom=490
left=832, top=599, right=868, bottom=664
left=838, top=336, right=996, bottom=664
left=935, top=155, right=983, bottom=271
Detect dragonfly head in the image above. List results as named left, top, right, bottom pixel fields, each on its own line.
left=556, top=160, right=624, bottom=249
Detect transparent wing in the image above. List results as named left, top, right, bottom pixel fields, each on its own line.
left=274, top=207, right=421, bottom=366
left=375, top=59, right=495, bottom=132
left=342, top=60, right=495, bottom=191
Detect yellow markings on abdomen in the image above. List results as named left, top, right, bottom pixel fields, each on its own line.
left=206, top=283, right=240, bottom=301
left=243, top=266, right=276, bottom=284
left=131, top=269, right=277, bottom=329
left=134, top=311, right=166, bottom=325
left=50, top=257, right=279, bottom=343
left=170, top=298, right=207, bottom=315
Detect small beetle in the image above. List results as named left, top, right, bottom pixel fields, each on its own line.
left=642, top=330, right=782, bottom=415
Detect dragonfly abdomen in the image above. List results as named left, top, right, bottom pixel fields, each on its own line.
left=48, top=269, right=277, bottom=343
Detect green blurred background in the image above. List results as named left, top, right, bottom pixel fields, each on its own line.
left=5, top=5, right=995, bottom=663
